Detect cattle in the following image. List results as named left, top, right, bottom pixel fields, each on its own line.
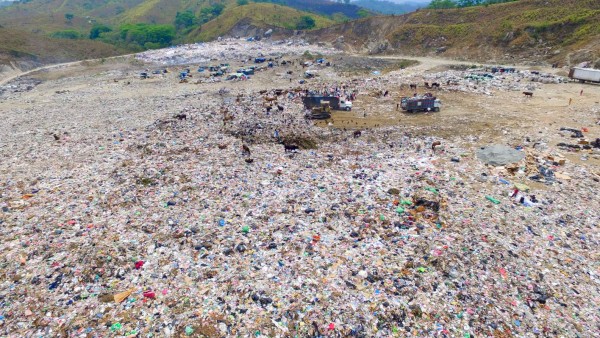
left=523, top=91, right=533, bottom=98
left=283, top=144, right=299, bottom=152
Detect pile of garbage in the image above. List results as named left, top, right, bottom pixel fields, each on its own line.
left=136, top=39, right=337, bottom=66
left=409, top=67, right=573, bottom=96
left=1, top=92, right=598, bottom=338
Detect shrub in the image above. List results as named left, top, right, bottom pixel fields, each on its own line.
left=89, top=24, right=112, bottom=39
left=296, top=15, right=316, bottom=30
left=51, top=29, right=81, bottom=39
left=175, top=11, right=196, bottom=29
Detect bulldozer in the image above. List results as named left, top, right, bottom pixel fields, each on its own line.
left=307, top=100, right=332, bottom=120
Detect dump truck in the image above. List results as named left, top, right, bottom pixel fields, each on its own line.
left=302, top=96, right=352, bottom=111
left=568, top=67, right=600, bottom=83
left=400, top=95, right=441, bottom=113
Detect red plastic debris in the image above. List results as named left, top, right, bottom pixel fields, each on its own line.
left=143, top=291, right=156, bottom=299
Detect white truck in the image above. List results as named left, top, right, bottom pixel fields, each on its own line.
left=568, top=67, right=600, bottom=83
left=339, top=100, right=353, bottom=111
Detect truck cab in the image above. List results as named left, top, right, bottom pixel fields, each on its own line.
left=339, top=100, right=353, bottom=111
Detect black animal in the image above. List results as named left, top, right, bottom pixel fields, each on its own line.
left=353, top=130, right=362, bottom=138
left=175, top=113, right=187, bottom=120
left=277, top=105, right=284, bottom=112
left=431, top=82, right=441, bottom=88
left=266, top=106, right=272, bottom=113
left=409, top=84, right=417, bottom=90
left=283, top=143, right=299, bottom=152
left=523, top=91, right=533, bottom=98
left=242, top=145, right=251, bottom=156
left=245, top=158, right=254, bottom=164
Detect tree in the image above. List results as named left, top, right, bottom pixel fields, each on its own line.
left=65, top=13, right=74, bottom=23
left=199, top=3, right=226, bottom=23
left=89, top=24, right=112, bottom=39
left=357, top=9, right=369, bottom=18
left=175, top=11, right=196, bottom=29
left=237, top=0, right=249, bottom=5
left=210, top=3, right=225, bottom=16
left=119, top=23, right=175, bottom=48
left=427, top=0, right=457, bottom=9
left=296, top=15, right=316, bottom=30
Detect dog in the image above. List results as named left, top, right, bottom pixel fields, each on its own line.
left=242, top=145, right=251, bottom=156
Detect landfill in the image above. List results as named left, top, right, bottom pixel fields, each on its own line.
left=0, top=38, right=599, bottom=337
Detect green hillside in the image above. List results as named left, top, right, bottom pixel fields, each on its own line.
left=190, top=3, right=334, bottom=42
left=0, top=0, right=338, bottom=53
left=1, top=0, right=599, bottom=67
left=311, top=0, right=600, bottom=64
left=0, top=26, right=126, bottom=65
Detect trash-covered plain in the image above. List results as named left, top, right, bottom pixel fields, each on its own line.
left=0, top=39, right=599, bottom=337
